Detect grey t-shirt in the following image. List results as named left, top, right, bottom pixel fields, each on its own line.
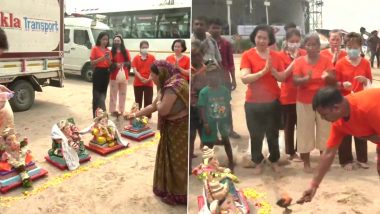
left=191, top=33, right=222, bottom=64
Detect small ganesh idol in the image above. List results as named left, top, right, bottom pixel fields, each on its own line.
left=91, top=108, right=117, bottom=147
left=206, top=181, right=247, bottom=214
left=0, top=127, right=32, bottom=188
left=192, top=146, right=238, bottom=183
left=47, top=119, right=90, bottom=170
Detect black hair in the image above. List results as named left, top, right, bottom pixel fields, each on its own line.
left=344, top=32, right=362, bottom=46
left=286, top=28, right=301, bottom=40
left=208, top=18, right=223, bottom=27
left=171, top=39, right=187, bottom=52
left=0, top=28, right=9, bottom=50
left=150, top=63, right=159, bottom=75
left=95, top=31, right=109, bottom=47
left=284, top=22, right=297, bottom=31
left=205, top=62, right=221, bottom=76
left=250, top=24, right=276, bottom=46
left=140, top=40, right=149, bottom=48
left=111, top=35, right=129, bottom=62
left=312, top=87, right=343, bottom=111
left=193, top=16, right=208, bottom=25
left=191, top=39, right=205, bottom=55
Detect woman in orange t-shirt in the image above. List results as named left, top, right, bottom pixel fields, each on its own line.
left=166, top=39, right=190, bottom=81
left=90, top=32, right=111, bottom=118
left=240, top=25, right=284, bottom=174
left=274, top=28, right=306, bottom=162
left=131, top=40, right=156, bottom=118
left=293, top=33, right=335, bottom=173
left=335, top=32, right=372, bottom=170
left=109, top=34, right=131, bottom=117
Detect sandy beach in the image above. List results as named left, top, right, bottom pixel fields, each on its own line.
left=0, top=74, right=186, bottom=214
left=188, top=56, right=380, bottom=214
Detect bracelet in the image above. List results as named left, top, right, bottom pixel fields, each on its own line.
left=310, top=180, right=319, bottom=189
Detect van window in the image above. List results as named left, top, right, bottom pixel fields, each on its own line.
left=64, top=29, right=70, bottom=43
left=74, top=30, right=91, bottom=47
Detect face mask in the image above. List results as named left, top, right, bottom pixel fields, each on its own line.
left=347, top=48, right=360, bottom=59
left=140, top=48, right=148, bottom=55
left=287, top=42, right=300, bottom=50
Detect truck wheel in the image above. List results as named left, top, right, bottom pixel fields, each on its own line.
left=9, top=80, right=35, bottom=112
left=81, top=65, right=93, bottom=82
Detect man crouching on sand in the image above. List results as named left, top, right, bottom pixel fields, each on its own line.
left=298, top=87, right=380, bottom=204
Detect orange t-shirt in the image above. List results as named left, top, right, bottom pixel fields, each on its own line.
left=109, top=49, right=131, bottom=80
left=240, top=48, right=284, bottom=103
left=326, top=88, right=380, bottom=148
left=278, top=49, right=307, bottom=105
left=90, top=46, right=111, bottom=68
left=320, top=49, right=347, bottom=65
left=132, top=54, right=156, bottom=87
left=335, top=57, right=372, bottom=96
left=166, top=54, right=190, bottom=81
left=293, top=55, right=334, bottom=104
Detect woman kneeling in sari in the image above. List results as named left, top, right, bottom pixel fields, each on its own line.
left=124, top=60, right=189, bottom=205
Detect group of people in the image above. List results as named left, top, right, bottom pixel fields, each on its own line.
left=190, top=16, right=241, bottom=173
left=190, top=17, right=380, bottom=205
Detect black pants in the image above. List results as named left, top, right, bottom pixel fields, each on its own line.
left=134, top=86, right=153, bottom=118
left=282, top=104, right=297, bottom=155
left=245, top=100, right=281, bottom=164
left=370, top=50, right=380, bottom=68
left=92, top=67, right=110, bottom=118
left=338, top=135, right=368, bottom=165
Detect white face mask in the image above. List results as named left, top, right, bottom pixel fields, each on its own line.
left=287, top=42, right=301, bottom=50
left=140, top=48, right=148, bottom=55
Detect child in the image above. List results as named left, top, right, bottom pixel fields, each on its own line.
left=198, top=63, right=234, bottom=171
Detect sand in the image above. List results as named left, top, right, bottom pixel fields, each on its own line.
left=0, top=74, right=186, bottom=214
left=188, top=56, right=380, bottom=214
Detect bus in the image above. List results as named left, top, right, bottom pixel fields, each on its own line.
left=77, top=2, right=191, bottom=63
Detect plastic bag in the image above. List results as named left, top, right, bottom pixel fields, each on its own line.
left=116, top=66, right=127, bottom=82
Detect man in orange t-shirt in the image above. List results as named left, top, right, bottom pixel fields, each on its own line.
left=334, top=32, right=373, bottom=170
left=320, top=30, right=347, bottom=65
left=298, top=87, right=380, bottom=204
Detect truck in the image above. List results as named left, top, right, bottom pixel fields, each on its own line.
left=0, top=0, right=64, bottom=112
left=63, top=16, right=111, bottom=82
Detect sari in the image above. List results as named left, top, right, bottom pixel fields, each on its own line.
left=152, top=61, right=189, bottom=205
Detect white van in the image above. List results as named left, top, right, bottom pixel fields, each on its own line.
left=64, top=17, right=111, bottom=81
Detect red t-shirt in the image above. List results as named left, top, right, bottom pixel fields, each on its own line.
left=320, top=49, right=347, bottom=65
left=335, top=57, right=372, bottom=96
left=166, top=54, right=190, bottom=81
left=326, top=89, right=380, bottom=148
left=132, top=54, right=156, bottom=87
left=240, top=48, right=284, bottom=103
left=90, top=46, right=111, bottom=68
left=278, top=49, right=307, bottom=104
left=109, top=49, right=131, bottom=80
left=293, top=55, right=334, bottom=104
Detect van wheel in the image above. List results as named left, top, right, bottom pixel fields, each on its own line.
left=9, top=80, right=35, bottom=112
left=82, top=65, right=93, bottom=82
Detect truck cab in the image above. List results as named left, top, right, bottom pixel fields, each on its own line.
left=64, top=17, right=112, bottom=82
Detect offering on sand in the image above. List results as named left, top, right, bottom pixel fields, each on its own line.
left=45, top=118, right=91, bottom=170
left=1, top=127, right=47, bottom=193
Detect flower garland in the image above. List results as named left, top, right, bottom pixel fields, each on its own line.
left=0, top=133, right=160, bottom=207
left=243, top=188, right=272, bottom=214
